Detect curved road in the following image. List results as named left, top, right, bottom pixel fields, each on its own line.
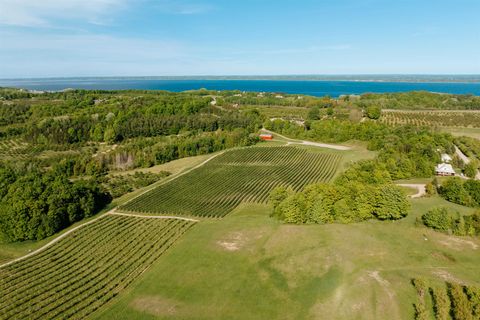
left=397, top=184, right=427, bottom=198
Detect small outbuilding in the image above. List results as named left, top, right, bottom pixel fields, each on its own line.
left=259, top=134, right=273, bottom=141
left=441, top=153, right=452, bottom=163
left=435, top=163, right=456, bottom=176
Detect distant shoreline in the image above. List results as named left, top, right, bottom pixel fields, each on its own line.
left=2, top=78, right=480, bottom=97
left=2, top=75, right=480, bottom=83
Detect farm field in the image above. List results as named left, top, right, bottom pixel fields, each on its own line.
left=0, top=138, right=42, bottom=160
left=94, top=198, right=480, bottom=320
left=381, top=110, right=480, bottom=128
left=120, top=146, right=342, bottom=218
left=0, top=214, right=195, bottom=320
left=442, top=127, right=480, bottom=139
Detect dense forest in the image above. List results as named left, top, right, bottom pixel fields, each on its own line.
left=0, top=167, right=110, bottom=241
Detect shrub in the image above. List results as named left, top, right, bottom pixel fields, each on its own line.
left=430, top=286, right=450, bottom=320
left=439, top=178, right=475, bottom=207
left=465, top=286, right=480, bottom=318
left=421, top=207, right=480, bottom=236
left=464, top=162, right=478, bottom=179
left=412, top=278, right=429, bottom=320
left=422, top=208, right=453, bottom=232
left=373, top=185, right=410, bottom=220
left=270, top=186, right=294, bottom=218
left=366, top=105, right=382, bottom=120
left=425, top=182, right=437, bottom=196
left=448, top=283, right=474, bottom=320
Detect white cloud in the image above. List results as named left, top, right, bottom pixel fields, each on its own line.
left=0, top=0, right=215, bottom=27
left=153, top=0, right=215, bottom=15
left=0, top=0, right=127, bottom=27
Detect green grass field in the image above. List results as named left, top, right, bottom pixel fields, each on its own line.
left=93, top=198, right=480, bottom=320
left=120, top=146, right=342, bottom=218
left=442, top=127, right=480, bottom=139
left=0, top=215, right=195, bottom=320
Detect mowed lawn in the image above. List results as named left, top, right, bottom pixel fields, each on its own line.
left=94, top=198, right=480, bottom=320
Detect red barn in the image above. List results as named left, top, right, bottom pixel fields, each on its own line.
left=259, top=134, right=273, bottom=141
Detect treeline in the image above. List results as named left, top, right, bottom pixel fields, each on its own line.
left=412, top=278, right=480, bottom=320
left=0, top=166, right=111, bottom=241
left=357, top=91, right=480, bottom=110
left=270, top=156, right=411, bottom=225
left=266, top=119, right=454, bottom=180
left=1, top=89, right=264, bottom=144
left=438, top=178, right=480, bottom=207
left=270, top=182, right=409, bottom=224
left=0, top=88, right=35, bottom=100
left=50, top=129, right=258, bottom=175
left=101, top=171, right=170, bottom=198
left=109, top=128, right=258, bottom=169
left=219, top=91, right=334, bottom=108
left=24, top=112, right=260, bottom=145
left=421, top=207, right=480, bottom=236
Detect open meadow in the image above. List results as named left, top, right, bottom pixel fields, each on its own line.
left=93, top=198, right=480, bottom=320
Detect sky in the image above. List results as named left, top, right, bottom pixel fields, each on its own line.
left=0, top=0, right=479, bottom=78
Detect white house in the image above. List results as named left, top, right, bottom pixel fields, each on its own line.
left=441, top=153, right=452, bottom=163
left=435, top=163, right=456, bottom=176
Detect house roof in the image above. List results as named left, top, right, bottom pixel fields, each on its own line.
left=435, top=163, right=455, bottom=174
left=441, top=153, right=452, bottom=161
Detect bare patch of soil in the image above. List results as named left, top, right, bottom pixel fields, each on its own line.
left=367, top=270, right=395, bottom=299
left=432, top=270, right=465, bottom=284
left=217, top=232, right=245, bottom=251
left=431, top=251, right=456, bottom=262
left=216, top=230, right=266, bottom=252
left=437, top=236, right=478, bottom=251
left=130, top=296, right=182, bottom=317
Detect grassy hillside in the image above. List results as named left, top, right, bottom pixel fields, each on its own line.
left=94, top=198, right=480, bottom=320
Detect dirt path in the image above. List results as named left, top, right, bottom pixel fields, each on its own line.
left=0, top=210, right=115, bottom=269
left=454, top=145, right=480, bottom=180
left=396, top=184, right=426, bottom=198
left=454, top=145, right=470, bottom=164
left=0, top=152, right=221, bottom=269
left=262, top=129, right=351, bottom=151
